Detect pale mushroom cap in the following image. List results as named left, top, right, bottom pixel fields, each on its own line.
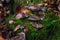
left=26, top=5, right=39, bottom=11
left=32, top=22, right=43, bottom=28
left=15, top=13, right=23, bottom=19
left=9, top=20, right=14, bottom=24
left=14, top=25, right=21, bottom=32
left=28, top=16, right=40, bottom=21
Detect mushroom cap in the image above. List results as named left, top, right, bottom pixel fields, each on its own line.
left=9, top=19, right=15, bottom=24
left=15, top=13, right=24, bottom=19
left=14, top=25, right=25, bottom=32
left=26, top=2, right=44, bottom=12
left=32, top=22, right=43, bottom=28
left=16, top=5, right=32, bottom=17
left=20, top=9, right=32, bottom=16
left=26, top=5, right=40, bottom=11
left=28, top=16, right=40, bottom=21
left=9, top=19, right=15, bottom=25
left=16, top=5, right=26, bottom=13
left=37, top=2, right=44, bottom=7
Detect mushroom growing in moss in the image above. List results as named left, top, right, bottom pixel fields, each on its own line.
left=28, top=16, right=40, bottom=21
left=14, top=25, right=25, bottom=32
left=32, top=22, right=43, bottom=29
left=9, top=19, right=15, bottom=25
left=16, top=5, right=33, bottom=18
left=15, top=13, right=24, bottom=19
left=26, top=2, right=44, bottom=12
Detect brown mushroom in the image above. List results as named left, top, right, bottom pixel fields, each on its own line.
left=16, top=5, right=31, bottom=14
left=16, top=5, right=32, bottom=17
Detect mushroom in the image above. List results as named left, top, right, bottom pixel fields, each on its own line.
left=9, top=19, right=15, bottom=25
left=15, top=13, right=24, bottom=19
left=16, top=5, right=32, bottom=18
left=13, top=25, right=20, bottom=32
left=16, top=5, right=31, bottom=15
left=32, top=22, right=43, bottom=29
left=37, top=1, right=44, bottom=7
left=20, top=9, right=32, bottom=17
left=28, top=16, right=40, bottom=21
left=26, top=5, right=41, bottom=12
left=14, top=25, right=25, bottom=32
left=26, top=2, right=44, bottom=11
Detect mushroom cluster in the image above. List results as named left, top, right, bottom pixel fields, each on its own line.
left=14, top=2, right=45, bottom=30
left=8, top=4, right=45, bottom=37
